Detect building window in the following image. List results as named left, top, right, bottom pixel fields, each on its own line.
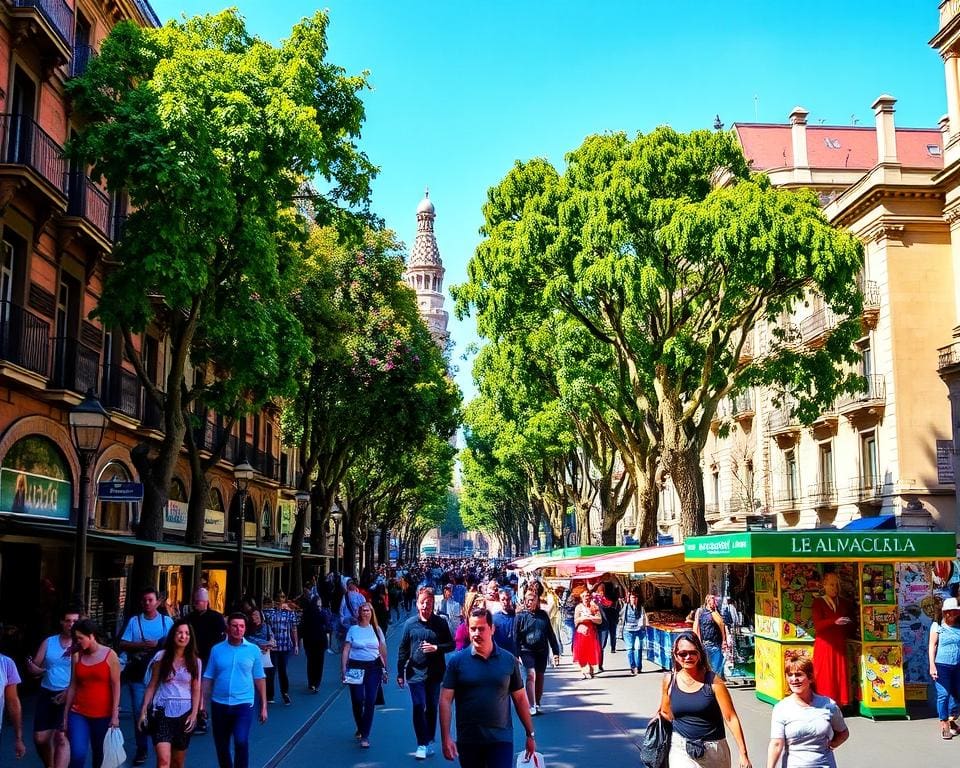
left=785, top=449, right=799, bottom=500
left=818, top=442, right=834, bottom=492
left=861, top=433, right=878, bottom=490
left=261, top=501, right=273, bottom=543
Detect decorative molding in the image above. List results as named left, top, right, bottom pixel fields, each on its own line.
left=873, top=223, right=906, bottom=243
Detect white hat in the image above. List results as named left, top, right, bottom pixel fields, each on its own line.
left=942, top=597, right=960, bottom=613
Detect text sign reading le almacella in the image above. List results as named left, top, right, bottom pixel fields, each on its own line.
left=685, top=531, right=957, bottom=562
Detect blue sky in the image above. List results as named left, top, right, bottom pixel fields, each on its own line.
left=150, top=1, right=946, bottom=402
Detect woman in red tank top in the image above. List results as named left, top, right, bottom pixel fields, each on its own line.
left=62, top=618, right=121, bottom=768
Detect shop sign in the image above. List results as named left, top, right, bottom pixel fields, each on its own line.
left=97, top=481, right=144, bottom=501
left=0, top=468, right=71, bottom=519
left=686, top=531, right=957, bottom=562
left=164, top=500, right=188, bottom=531
left=204, top=509, right=225, bottom=534
left=279, top=501, right=295, bottom=534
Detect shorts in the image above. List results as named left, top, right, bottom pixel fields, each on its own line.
left=34, top=687, right=67, bottom=732
left=520, top=650, right=548, bottom=675
left=151, top=709, right=193, bottom=751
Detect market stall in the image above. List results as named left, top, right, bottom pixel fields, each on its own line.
left=685, top=529, right=957, bottom=718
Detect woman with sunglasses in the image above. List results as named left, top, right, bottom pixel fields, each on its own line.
left=341, top=601, right=388, bottom=748
left=658, top=631, right=751, bottom=768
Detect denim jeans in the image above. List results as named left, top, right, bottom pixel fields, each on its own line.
left=935, top=662, right=960, bottom=720
left=408, top=677, right=441, bottom=746
left=623, top=628, right=644, bottom=670
left=348, top=661, right=381, bottom=738
left=704, top=642, right=725, bottom=679
left=211, top=702, right=254, bottom=768
left=127, top=681, right=148, bottom=752
left=456, top=740, right=513, bottom=768
left=562, top=618, right=574, bottom=649
left=268, top=650, right=290, bottom=697
left=67, top=712, right=110, bottom=768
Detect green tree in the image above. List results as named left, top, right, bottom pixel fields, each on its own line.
left=67, top=10, right=375, bottom=546
left=457, top=128, right=864, bottom=537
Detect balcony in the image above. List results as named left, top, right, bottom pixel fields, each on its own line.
left=8, top=0, right=74, bottom=67
left=0, top=301, right=50, bottom=378
left=141, top=393, right=165, bottom=433
left=763, top=322, right=801, bottom=354
left=837, top=374, right=885, bottom=419
left=771, top=491, right=801, bottom=514
left=849, top=475, right=883, bottom=506
left=809, top=482, right=838, bottom=509
left=62, top=171, right=112, bottom=251
left=49, top=336, right=100, bottom=395
left=705, top=502, right=722, bottom=522
left=101, top=364, right=141, bottom=420
left=939, top=341, right=960, bottom=374
left=710, top=398, right=730, bottom=430
left=800, top=307, right=839, bottom=349
left=0, top=113, right=68, bottom=207
left=738, top=334, right=754, bottom=363
left=731, top=391, right=755, bottom=423
left=767, top=403, right=801, bottom=438
left=244, top=443, right=280, bottom=481
left=860, top=279, right=880, bottom=330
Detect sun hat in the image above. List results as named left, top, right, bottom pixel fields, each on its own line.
left=942, top=597, right=960, bottom=613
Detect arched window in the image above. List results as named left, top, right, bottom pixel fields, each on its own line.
left=97, top=461, right=134, bottom=532
left=1, top=435, right=71, bottom=520
left=204, top=487, right=225, bottom=536
left=169, top=478, right=187, bottom=502
left=261, top=500, right=273, bottom=543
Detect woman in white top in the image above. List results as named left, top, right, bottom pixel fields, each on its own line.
left=139, top=619, right=202, bottom=768
left=767, top=656, right=848, bottom=768
left=341, top=601, right=387, bottom=748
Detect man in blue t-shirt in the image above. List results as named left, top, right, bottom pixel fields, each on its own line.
left=202, top=613, right=267, bottom=768
left=439, top=607, right=537, bottom=768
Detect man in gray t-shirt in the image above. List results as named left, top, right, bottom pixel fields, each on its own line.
left=439, top=608, right=536, bottom=768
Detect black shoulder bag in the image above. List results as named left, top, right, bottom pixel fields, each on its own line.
left=640, top=674, right=673, bottom=768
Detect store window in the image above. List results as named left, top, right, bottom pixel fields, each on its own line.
left=96, top=461, right=134, bottom=532
left=1, top=436, right=72, bottom=520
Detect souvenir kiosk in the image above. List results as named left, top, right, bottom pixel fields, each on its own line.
left=684, top=529, right=957, bottom=718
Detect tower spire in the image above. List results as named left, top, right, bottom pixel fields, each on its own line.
left=405, top=189, right=448, bottom=350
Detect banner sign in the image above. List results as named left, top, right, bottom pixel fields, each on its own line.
left=1, top=468, right=71, bottom=519
left=164, top=500, right=188, bottom=531
left=97, top=481, right=144, bottom=501
left=204, top=509, right=225, bottom=534
left=279, top=501, right=295, bottom=535
left=685, top=531, right=957, bottom=563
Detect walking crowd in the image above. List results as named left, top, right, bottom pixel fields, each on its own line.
left=0, top=555, right=898, bottom=768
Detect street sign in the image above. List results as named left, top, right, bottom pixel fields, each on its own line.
left=97, top=481, right=144, bottom=501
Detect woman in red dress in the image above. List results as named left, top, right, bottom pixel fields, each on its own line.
left=811, top=571, right=854, bottom=706
left=572, top=591, right=602, bottom=678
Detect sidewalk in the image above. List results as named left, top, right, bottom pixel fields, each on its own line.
left=16, top=609, right=413, bottom=768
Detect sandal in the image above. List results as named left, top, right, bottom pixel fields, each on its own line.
left=942, top=725, right=953, bottom=740
left=950, top=720, right=960, bottom=735
left=360, top=739, right=370, bottom=748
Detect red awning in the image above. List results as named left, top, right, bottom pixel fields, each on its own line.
left=551, top=544, right=686, bottom=577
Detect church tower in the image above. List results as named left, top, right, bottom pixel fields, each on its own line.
left=404, top=189, right=450, bottom=351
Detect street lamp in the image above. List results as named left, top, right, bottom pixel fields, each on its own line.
left=562, top=524, right=571, bottom=549
left=331, top=510, right=343, bottom=575
left=69, top=390, right=109, bottom=607
left=232, top=460, right=254, bottom=608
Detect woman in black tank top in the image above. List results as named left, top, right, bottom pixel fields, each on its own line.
left=657, top=631, right=752, bottom=768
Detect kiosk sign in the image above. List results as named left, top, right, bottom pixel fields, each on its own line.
left=686, top=531, right=956, bottom=562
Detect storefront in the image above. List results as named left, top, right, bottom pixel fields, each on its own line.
left=685, top=529, right=957, bottom=718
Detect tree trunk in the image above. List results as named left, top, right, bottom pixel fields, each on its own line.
left=342, top=522, right=356, bottom=577
left=290, top=502, right=307, bottom=593
left=185, top=465, right=209, bottom=547
left=668, top=445, right=706, bottom=537
left=378, top=523, right=388, bottom=565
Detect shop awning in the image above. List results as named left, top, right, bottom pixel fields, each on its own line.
left=551, top=544, right=686, bottom=576
left=842, top=515, right=896, bottom=531
left=86, top=534, right=206, bottom=566
left=685, top=530, right=957, bottom=563
left=203, top=543, right=291, bottom=562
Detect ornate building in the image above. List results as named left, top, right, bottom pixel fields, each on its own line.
left=404, top=190, right=450, bottom=351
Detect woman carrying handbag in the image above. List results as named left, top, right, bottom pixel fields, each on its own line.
left=657, top=631, right=751, bottom=768
left=341, top=602, right=388, bottom=749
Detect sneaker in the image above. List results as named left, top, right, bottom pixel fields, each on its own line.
left=267, top=698, right=276, bottom=704
left=132, top=751, right=148, bottom=766
left=630, top=668, right=638, bottom=676
left=282, top=693, right=292, bottom=705
left=415, top=745, right=428, bottom=760
left=426, top=742, right=436, bottom=756
left=535, top=704, right=542, bottom=715
left=360, top=738, right=370, bottom=748
left=309, top=685, right=318, bottom=693
left=529, top=706, right=537, bottom=716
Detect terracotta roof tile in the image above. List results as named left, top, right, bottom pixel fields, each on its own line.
left=733, top=123, right=943, bottom=172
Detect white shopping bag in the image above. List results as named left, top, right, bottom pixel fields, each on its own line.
left=516, top=751, right=545, bottom=768
left=101, top=727, right=126, bottom=768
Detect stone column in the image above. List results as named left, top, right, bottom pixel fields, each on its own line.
left=945, top=53, right=960, bottom=137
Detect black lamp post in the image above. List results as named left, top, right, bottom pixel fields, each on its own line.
left=331, top=510, right=343, bottom=575
left=69, top=390, right=109, bottom=607
left=232, top=460, right=254, bottom=607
